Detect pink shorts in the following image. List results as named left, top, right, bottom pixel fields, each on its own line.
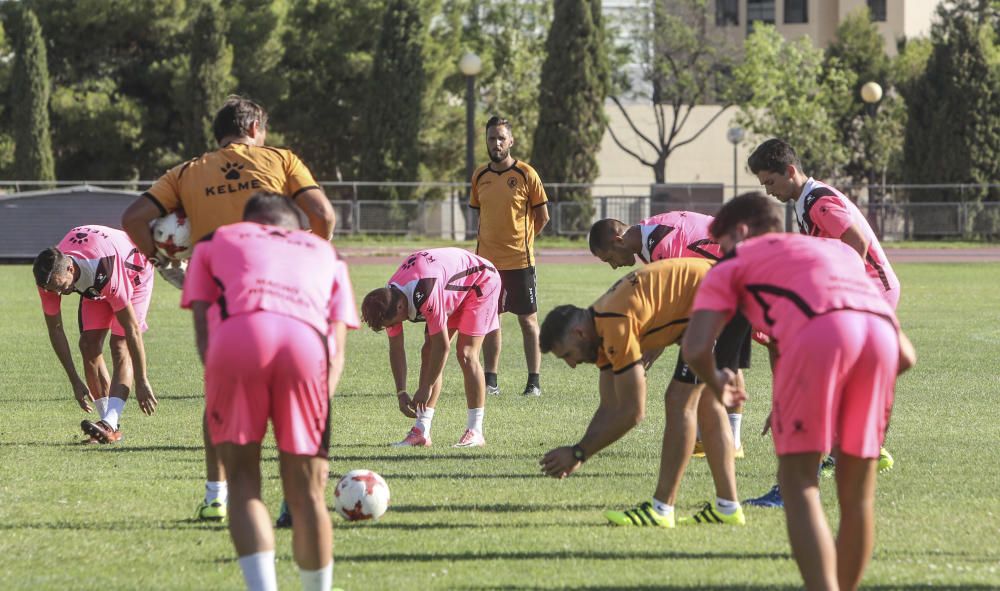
left=78, top=273, right=153, bottom=336
left=771, top=311, right=898, bottom=459
left=204, top=311, right=330, bottom=457
left=445, top=273, right=501, bottom=336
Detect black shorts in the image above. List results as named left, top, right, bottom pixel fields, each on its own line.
left=673, top=313, right=751, bottom=384
left=498, top=267, right=537, bottom=315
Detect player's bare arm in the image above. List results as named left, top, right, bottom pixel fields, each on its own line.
left=114, top=303, right=157, bottom=416
left=839, top=224, right=871, bottom=260
left=43, top=311, right=94, bottom=412
left=412, top=329, right=451, bottom=413
left=682, top=310, right=746, bottom=407
left=294, top=187, right=336, bottom=240
left=898, top=329, right=917, bottom=374
left=533, top=203, right=550, bottom=235
left=541, top=365, right=646, bottom=478
left=328, top=321, right=348, bottom=394
left=121, top=197, right=164, bottom=260
left=388, top=331, right=415, bottom=418
left=190, top=301, right=211, bottom=364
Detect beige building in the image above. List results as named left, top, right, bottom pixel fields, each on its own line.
left=594, top=0, right=940, bottom=191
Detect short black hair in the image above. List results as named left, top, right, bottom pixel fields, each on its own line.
left=32, top=247, right=67, bottom=287
left=709, top=192, right=784, bottom=239
left=486, top=115, right=512, bottom=134
left=747, top=138, right=801, bottom=175
left=539, top=304, right=588, bottom=353
left=242, top=192, right=307, bottom=230
left=212, top=95, right=268, bottom=143
left=588, top=219, right=627, bottom=254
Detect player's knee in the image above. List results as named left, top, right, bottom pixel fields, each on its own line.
left=78, top=333, right=103, bottom=358
left=456, top=348, right=479, bottom=372
left=517, top=313, right=538, bottom=331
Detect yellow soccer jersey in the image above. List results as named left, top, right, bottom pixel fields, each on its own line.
left=470, top=160, right=548, bottom=271
left=144, top=143, right=319, bottom=241
left=592, top=258, right=713, bottom=373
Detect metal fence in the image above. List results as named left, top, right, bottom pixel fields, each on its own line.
left=2, top=180, right=998, bottom=240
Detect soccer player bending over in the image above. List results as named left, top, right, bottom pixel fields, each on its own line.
left=537, top=259, right=750, bottom=528
left=181, top=193, right=358, bottom=591
left=33, top=225, right=158, bottom=443
left=681, top=193, right=915, bottom=591
left=588, top=211, right=750, bottom=460
left=361, top=248, right=500, bottom=448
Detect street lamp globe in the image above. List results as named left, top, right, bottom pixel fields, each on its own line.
left=860, top=81, right=883, bottom=104
left=458, top=52, right=482, bottom=77
left=726, top=126, right=745, bottom=145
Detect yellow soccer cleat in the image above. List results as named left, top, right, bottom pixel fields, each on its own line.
left=680, top=502, right=746, bottom=526
left=195, top=498, right=227, bottom=522
left=692, top=440, right=706, bottom=458
left=878, top=447, right=894, bottom=473
left=604, top=502, right=675, bottom=528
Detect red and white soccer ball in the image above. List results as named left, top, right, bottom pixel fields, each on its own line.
left=334, top=469, right=390, bottom=522
left=151, top=210, right=193, bottom=261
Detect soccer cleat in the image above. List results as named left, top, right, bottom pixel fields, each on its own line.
left=195, top=499, right=227, bottom=522
left=522, top=384, right=541, bottom=397
left=81, top=434, right=101, bottom=445
left=692, top=441, right=744, bottom=459
left=486, top=384, right=501, bottom=396
left=878, top=447, right=894, bottom=473
left=452, top=428, right=486, bottom=448
left=820, top=455, right=836, bottom=478
left=80, top=419, right=123, bottom=444
left=275, top=500, right=292, bottom=529
left=680, top=501, right=746, bottom=526
left=604, top=502, right=674, bottom=528
left=391, top=427, right=431, bottom=447
left=744, top=484, right=783, bottom=509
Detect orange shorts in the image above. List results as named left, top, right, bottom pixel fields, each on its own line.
left=771, top=311, right=897, bottom=459
left=205, top=311, right=330, bottom=457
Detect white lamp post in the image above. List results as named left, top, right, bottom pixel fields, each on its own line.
left=861, top=81, right=883, bottom=237
left=726, top=126, right=745, bottom=198
left=459, top=52, right=482, bottom=239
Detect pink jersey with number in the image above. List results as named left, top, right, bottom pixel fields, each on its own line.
left=385, top=248, right=498, bottom=337
left=692, top=233, right=897, bottom=353
left=181, top=222, right=359, bottom=351
left=795, top=178, right=899, bottom=306
left=38, top=225, right=151, bottom=314
left=636, top=211, right=722, bottom=262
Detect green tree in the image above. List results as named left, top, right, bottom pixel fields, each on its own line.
left=532, top=0, right=609, bottom=231
left=186, top=0, right=235, bottom=155
left=732, top=25, right=855, bottom=179
left=359, top=0, right=426, bottom=200
left=10, top=6, right=54, bottom=183
left=607, top=0, right=739, bottom=184
left=223, top=0, right=288, bottom=109
left=0, top=18, right=15, bottom=178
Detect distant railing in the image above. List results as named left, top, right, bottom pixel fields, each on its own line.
left=1, top=180, right=998, bottom=240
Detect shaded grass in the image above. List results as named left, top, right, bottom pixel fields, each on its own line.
left=0, top=262, right=998, bottom=589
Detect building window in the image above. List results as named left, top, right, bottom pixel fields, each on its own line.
left=784, top=0, right=808, bottom=24
left=867, top=0, right=887, bottom=21
left=747, top=0, right=775, bottom=34
left=715, top=0, right=739, bottom=26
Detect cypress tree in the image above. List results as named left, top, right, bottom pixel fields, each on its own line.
left=11, top=6, right=55, bottom=184
left=532, top=0, right=609, bottom=231
left=360, top=0, right=425, bottom=201
left=187, top=0, right=234, bottom=154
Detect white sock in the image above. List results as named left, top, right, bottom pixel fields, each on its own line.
left=715, top=497, right=740, bottom=515
left=94, top=396, right=110, bottom=420
left=237, top=551, right=277, bottom=591
left=467, top=407, right=484, bottom=433
left=415, top=408, right=435, bottom=437
left=695, top=426, right=701, bottom=441
left=651, top=498, right=674, bottom=517
left=729, top=413, right=743, bottom=449
left=206, top=480, right=228, bottom=505
left=299, top=561, right=333, bottom=591
left=103, top=397, right=126, bottom=430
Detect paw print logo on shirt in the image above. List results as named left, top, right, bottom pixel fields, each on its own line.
left=69, top=232, right=89, bottom=245
left=221, top=162, right=244, bottom=180
left=507, top=177, right=518, bottom=189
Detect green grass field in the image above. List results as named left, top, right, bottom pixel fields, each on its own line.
left=1, top=262, right=998, bottom=590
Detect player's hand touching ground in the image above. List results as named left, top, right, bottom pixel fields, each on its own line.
left=135, top=380, right=158, bottom=415
left=540, top=446, right=582, bottom=479
left=72, top=379, right=95, bottom=413
left=396, top=391, right=417, bottom=418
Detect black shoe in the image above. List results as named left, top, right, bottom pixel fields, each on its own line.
left=275, top=500, right=292, bottom=528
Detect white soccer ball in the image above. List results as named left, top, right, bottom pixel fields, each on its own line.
left=334, top=469, right=390, bottom=522
left=151, top=210, right=193, bottom=261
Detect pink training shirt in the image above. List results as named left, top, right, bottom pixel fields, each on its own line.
left=794, top=178, right=899, bottom=298
left=636, top=211, right=722, bottom=262
left=181, top=222, right=359, bottom=350
left=692, top=233, right=897, bottom=353
left=38, top=225, right=150, bottom=315
left=384, top=248, right=498, bottom=337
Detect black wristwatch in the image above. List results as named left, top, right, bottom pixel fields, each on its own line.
left=571, top=444, right=587, bottom=463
